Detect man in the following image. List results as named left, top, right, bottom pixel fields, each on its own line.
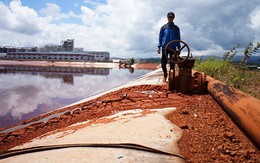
left=157, top=12, right=181, bottom=82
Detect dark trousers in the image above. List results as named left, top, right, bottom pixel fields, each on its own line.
left=161, top=49, right=175, bottom=78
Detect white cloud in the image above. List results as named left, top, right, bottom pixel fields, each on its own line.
left=250, top=6, right=260, bottom=29
left=0, top=0, right=259, bottom=58
left=80, top=6, right=95, bottom=26
left=40, top=2, right=69, bottom=21
left=249, top=6, right=260, bottom=45
left=68, top=11, right=79, bottom=18
left=40, top=2, right=61, bottom=15
left=174, top=0, right=259, bottom=51
left=0, top=0, right=42, bottom=35
left=84, top=0, right=105, bottom=8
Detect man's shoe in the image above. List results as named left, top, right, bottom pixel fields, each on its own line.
left=163, top=77, right=166, bottom=82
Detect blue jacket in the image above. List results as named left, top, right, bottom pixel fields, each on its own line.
left=158, top=22, right=181, bottom=50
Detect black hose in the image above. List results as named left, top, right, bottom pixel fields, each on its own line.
left=0, top=143, right=185, bottom=160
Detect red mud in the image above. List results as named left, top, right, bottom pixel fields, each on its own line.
left=0, top=83, right=259, bottom=162
left=134, top=63, right=160, bottom=70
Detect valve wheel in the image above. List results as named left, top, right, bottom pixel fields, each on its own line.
left=164, top=40, right=190, bottom=64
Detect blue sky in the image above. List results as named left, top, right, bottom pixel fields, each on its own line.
left=3, top=0, right=107, bottom=12
left=22, top=0, right=84, bottom=13
left=0, top=0, right=259, bottom=58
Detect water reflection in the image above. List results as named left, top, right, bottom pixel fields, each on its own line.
left=0, top=65, right=109, bottom=85
left=0, top=64, right=150, bottom=129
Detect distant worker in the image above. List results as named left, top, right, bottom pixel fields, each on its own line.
left=157, top=12, right=181, bottom=82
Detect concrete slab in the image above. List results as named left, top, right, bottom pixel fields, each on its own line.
left=2, top=108, right=184, bottom=162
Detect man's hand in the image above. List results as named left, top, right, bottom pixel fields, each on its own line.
left=157, top=48, right=160, bottom=54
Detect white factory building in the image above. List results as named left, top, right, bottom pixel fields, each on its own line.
left=1, top=39, right=110, bottom=62
left=4, top=51, right=110, bottom=62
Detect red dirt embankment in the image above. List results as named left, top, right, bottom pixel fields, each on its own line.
left=134, top=63, right=160, bottom=70
left=0, top=83, right=259, bottom=162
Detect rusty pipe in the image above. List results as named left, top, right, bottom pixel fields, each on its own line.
left=206, top=76, right=260, bottom=146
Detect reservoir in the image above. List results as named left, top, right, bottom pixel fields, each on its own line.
left=0, top=64, right=151, bottom=129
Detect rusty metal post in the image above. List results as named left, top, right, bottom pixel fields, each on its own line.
left=207, top=76, right=260, bottom=145
left=177, top=59, right=194, bottom=94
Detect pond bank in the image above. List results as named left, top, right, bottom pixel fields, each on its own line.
left=0, top=64, right=259, bottom=162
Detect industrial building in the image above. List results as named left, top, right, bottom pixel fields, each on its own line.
left=4, top=51, right=110, bottom=62
left=1, top=39, right=110, bottom=62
